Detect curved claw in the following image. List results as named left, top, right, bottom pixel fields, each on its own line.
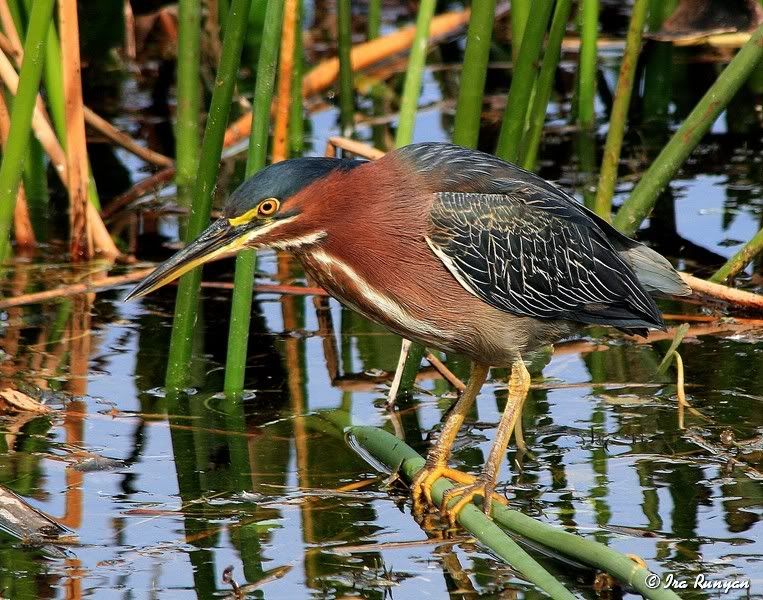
left=439, top=478, right=507, bottom=527
left=411, top=465, right=478, bottom=515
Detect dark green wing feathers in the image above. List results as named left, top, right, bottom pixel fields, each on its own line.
left=403, top=143, right=687, bottom=331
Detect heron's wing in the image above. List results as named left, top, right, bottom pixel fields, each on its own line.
left=426, top=191, right=664, bottom=329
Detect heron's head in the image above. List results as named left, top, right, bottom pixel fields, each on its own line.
left=125, top=157, right=363, bottom=300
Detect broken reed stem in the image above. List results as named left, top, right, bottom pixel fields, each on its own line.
left=84, top=107, right=174, bottom=168
left=176, top=0, right=201, bottom=209
left=0, top=271, right=328, bottom=311
left=495, top=0, right=554, bottom=162
left=521, top=0, right=573, bottom=171
left=613, top=22, right=763, bottom=236
left=451, top=0, right=496, bottom=148
left=165, top=0, right=253, bottom=391
left=59, top=0, right=92, bottom=260
left=593, top=0, right=648, bottom=219
left=0, top=0, right=55, bottom=250
left=337, top=0, right=354, bottom=134
left=349, top=427, right=681, bottom=600
left=272, top=0, right=298, bottom=162
left=395, top=0, right=436, bottom=146
left=222, top=0, right=284, bottom=398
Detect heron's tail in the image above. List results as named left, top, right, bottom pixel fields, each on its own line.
left=619, top=243, right=691, bottom=297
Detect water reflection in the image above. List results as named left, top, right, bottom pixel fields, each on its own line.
left=1, top=22, right=763, bottom=600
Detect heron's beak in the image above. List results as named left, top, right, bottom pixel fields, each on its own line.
left=125, top=219, right=251, bottom=301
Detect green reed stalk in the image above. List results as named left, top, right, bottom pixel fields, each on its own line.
left=392, top=0, right=437, bottom=393
left=19, top=0, right=100, bottom=210
left=592, top=0, right=648, bottom=219
left=521, top=0, right=572, bottom=170
left=165, top=0, right=253, bottom=391
left=350, top=426, right=681, bottom=600
left=510, top=0, right=530, bottom=66
left=337, top=0, right=354, bottom=133
left=350, top=427, right=573, bottom=599
left=613, top=23, right=763, bottom=237
left=576, top=0, right=599, bottom=129
left=395, top=0, right=436, bottom=146
left=218, top=0, right=230, bottom=32
left=289, top=0, right=304, bottom=157
left=368, top=0, right=382, bottom=40
left=223, top=0, right=284, bottom=398
left=452, top=0, right=496, bottom=148
left=495, top=0, right=554, bottom=162
left=176, top=0, right=202, bottom=209
left=0, top=0, right=55, bottom=247
left=710, top=228, right=763, bottom=282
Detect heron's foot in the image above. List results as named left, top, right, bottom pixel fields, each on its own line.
left=439, top=475, right=507, bottom=527
left=411, top=464, right=476, bottom=515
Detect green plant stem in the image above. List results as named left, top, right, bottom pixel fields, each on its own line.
left=368, top=0, right=381, bottom=40
left=710, top=228, right=763, bottom=282
left=396, top=341, right=425, bottom=395
left=176, top=0, right=202, bottom=209
left=21, top=136, right=48, bottom=240
left=521, top=0, right=573, bottom=170
left=577, top=0, right=599, bottom=129
left=452, top=0, right=496, bottom=148
left=495, top=0, right=554, bottom=162
left=288, top=0, right=304, bottom=157
left=223, top=0, right=285, bottom=398
left=20, top=0, right=100, bottom=210
left=395, top=0, right=437, bottom=146
left=337, top=0, right=354, bottom=133
left=613, top=23, right=763, bottom=237
left=350, top=427, right=570, bottom=599
left=350, top=426, right=682, bottom=600
left=592, top=0, right=648, bottom=219
left=0, top=0, right=55, bottom=247
left=510, top=0, right=530, bottom=65
left=165, top=0, right=253, bottom=391
left=391, top=0, right=438, bottom=390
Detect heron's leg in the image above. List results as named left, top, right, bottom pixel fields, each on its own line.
left=386, top=339, right=412, bottom=410
left=411, top=362, right=490, bottom=509
left=440, top=359, right=531, bottom=525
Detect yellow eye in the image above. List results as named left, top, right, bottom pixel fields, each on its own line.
left=258, top=197, right=280, bottom=217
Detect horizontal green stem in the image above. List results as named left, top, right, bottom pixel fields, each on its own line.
left=613, top=23, right=763, bottom=236
left=349, top=426, right=682, bottom=600
left=349, top=426, right=574, bottom=599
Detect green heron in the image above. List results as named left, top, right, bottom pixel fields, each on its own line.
left=127, top=142, right=691, bottom=521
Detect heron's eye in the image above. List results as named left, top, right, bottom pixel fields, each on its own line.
left=258, top=198, right=280, bottom=217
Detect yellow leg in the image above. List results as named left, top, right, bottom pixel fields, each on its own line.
left=411, top=363, right=490, bottom=511
left=440, top=359, right=531, bottom=525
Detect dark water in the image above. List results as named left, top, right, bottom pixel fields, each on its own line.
left=1, top=18, right=763, bottom=600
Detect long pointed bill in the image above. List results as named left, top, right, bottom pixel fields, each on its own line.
left=125, top=219, right=251, bottom=301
